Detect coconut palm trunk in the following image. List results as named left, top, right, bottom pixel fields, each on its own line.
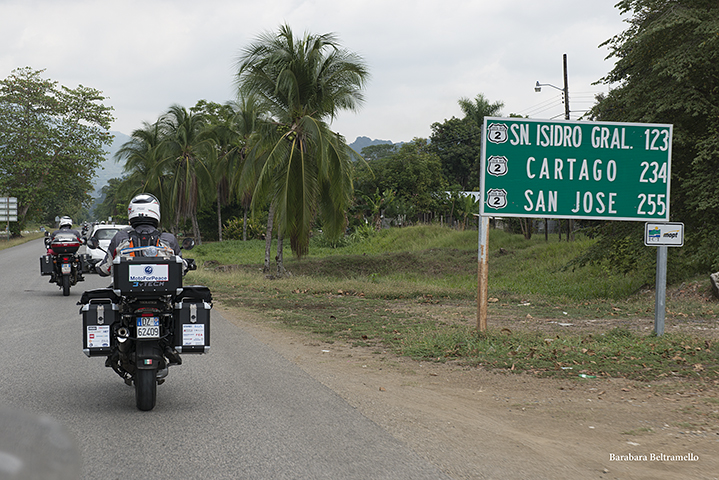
left=264, top=203, right=275, bottom=273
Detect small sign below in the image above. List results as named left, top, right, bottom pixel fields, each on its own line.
left=644, top=222, right=684, bottom=247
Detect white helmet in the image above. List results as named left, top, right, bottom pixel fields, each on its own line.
left=128, top=193, right=161, bottom=228
left=59, top=216, right=73, bottom=228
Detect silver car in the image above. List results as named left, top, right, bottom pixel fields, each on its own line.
left=84, top=224, right=131, bottom=267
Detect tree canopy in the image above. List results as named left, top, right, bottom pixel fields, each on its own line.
left=354, top=138, right=449, bottom=217
left=429, top=117, right=481, bottom=191
left=585, top=0, right=719, bottom=275
left=430, top=94, right=503, bottom=191
left=0, top=67, right=114, bottom=231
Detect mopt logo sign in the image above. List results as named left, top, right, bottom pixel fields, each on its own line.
left=480, top=117, right=673, bottom=221
left=644, top=222, right=684, bottom=247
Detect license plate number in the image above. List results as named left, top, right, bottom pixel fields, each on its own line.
left=61, top=263, right=71, bottom=274
left=136, top=317, right=160, bottom=338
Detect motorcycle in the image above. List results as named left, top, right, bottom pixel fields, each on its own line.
left=79, top=238, right=211, bottom=411
left=40, top=231, right=89, bottom=296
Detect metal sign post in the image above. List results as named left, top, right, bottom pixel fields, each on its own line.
left=654, top=246, right=668, bottom=336
left=477, top=216, right=489, bottom=331
left=644, top=222, right=684, bottom=335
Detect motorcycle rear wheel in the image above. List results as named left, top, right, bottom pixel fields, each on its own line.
left=135, top=369, right=157, bottom=411
left=61, top=275, right=70, bottom=296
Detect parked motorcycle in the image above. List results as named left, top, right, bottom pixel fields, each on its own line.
left=40, top=232, right=89, bottom=296
left=79, top=239, right=211, bottom=411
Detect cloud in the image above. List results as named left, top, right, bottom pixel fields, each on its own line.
left=1, top=0, right=628, bottom=143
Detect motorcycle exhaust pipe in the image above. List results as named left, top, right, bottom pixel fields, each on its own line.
left=117, top=327, right=130, bottom=353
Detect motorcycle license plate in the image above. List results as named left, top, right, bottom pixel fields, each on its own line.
left=136, top=317, right=160, bottom=338
left=61, top=263, right=71, bottom=274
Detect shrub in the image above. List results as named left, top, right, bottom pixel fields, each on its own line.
left=223, top=217, right=265, bottom=241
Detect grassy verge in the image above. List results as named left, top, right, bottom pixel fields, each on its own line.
left=0, top=231, right=45, bottom=251
left=397, top=326, right=717, bottom=381
left=186, top=225, right=719, bottom=382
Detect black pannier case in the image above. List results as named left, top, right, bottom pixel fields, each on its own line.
left=173, top=289, right=211, bottom=354
left=40, top=255, right=53, bottom=275
left=81, top=294, right=119, bottom=357
left=113, top=256, right=183, bottom=295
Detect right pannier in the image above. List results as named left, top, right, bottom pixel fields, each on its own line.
left=173, top=286, right=212, bottom=354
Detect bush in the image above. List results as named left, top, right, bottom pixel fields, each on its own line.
left=223, top=217, right=265, bottom=240
left=310, top=231, right=351, bottom=248
left=309, top=222, right=377, bottom=249
left=350, top=222, right=375, bottom=242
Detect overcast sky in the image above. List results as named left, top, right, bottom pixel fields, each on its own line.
left=1, top=0, right=629, bottom=144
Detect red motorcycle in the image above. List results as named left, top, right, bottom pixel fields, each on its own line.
left=40, top=232, right=88, bottom=296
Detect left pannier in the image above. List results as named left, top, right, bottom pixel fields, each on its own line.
left=40, top=255, right=53, bottom=275
left=80, top=289, right=119, bottom=357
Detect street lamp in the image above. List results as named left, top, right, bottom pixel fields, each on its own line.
left=534, top=81, right=562, bottom=92
left=535, top=53, right=570, bottom=120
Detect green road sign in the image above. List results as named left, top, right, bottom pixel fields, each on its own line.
left=480, top=117, right=673, bottom=221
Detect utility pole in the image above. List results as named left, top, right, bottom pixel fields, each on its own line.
left=562, top=53, right=574, bottom=240
left=562, top=53, right=570, bottom=121
left=536, top=54, right=573, bottom=240
left=534, top=53, right=571, bottom=120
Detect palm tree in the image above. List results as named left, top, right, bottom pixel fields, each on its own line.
left=198, top=102, right=241, bottom=242
left=225, top=95, right=266, bottom=242
left=158, top=105, right=213, bottom=243
left=236, top=24, right=369, bottom=264
left=114, top=121, right=171, bottom=224
left=458, top=94, right=504, bottom=127
left=94, top=178, right=127, bottom=223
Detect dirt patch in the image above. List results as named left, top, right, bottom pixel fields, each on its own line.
left=218, top=304, right=719, bottom=480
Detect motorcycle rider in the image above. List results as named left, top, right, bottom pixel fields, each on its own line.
left=96, top=193, right=181, bottom=277
left=96, top=193, right=186, bottom=373
left=51, top=216, right=82, bottom=240
left=47, top=216, right=82, bottom=255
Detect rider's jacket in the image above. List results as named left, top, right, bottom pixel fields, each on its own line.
left=97, top=223, right=180, bottom=277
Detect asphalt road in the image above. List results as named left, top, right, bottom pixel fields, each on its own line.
left=0, top=239, right=450, bottom=479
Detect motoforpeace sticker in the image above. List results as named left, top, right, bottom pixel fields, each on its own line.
left=128, top=264, right=169, bottom=282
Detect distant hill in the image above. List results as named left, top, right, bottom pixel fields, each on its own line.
left=349, top=136, right=395, bottom=153
left=91, top=131, right=130, bottom=196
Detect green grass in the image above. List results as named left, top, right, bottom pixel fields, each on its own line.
left=397, top=326, right=718, bottom=381
left=185, top=224, right=719, bottom=381
left=486, top=229, right=644, bottom=301
left=0, top=231, right=44, bottom=251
